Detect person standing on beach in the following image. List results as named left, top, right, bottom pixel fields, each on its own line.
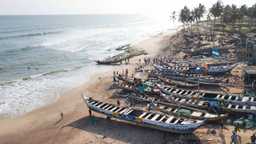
left=56, top=112, right=64, bottom=124
left=113, top=71, right=116, bottom=82
left=231, top=131, right=239, bottom=144
left=125, top=69, right=128, bottom=78
left=144, top=58, right=147, bottom=65
left=89, top=108, right=92, bottom=117
left=251, top=133, right=256, bottom=144
left=117, top=99, right=120, bottom=106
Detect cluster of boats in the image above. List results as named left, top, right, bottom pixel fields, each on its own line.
left=153, top=62, right=237, bottom=87
left=82, top=60, right=256, bottom=134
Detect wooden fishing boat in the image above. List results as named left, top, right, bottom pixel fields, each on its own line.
left=207, top=63, right=237, bottom=76
left=82, top=96, right=204, bottom=134
left=96, top=51, right=132, bottom=65
left=160, top=63, right=190, bottom=72
left=154, top=63, right=237, bottom=87
left=160, top=92, right=256, bottom=114
left=159, top=85, right=256, bottom=106
left=118, top=92, right=227, bottom=122
left=157, top=103, right=227, bottom=122
left=96, top=54, right=125, bottom=65
left=158, top=75, right=199, bottom=88
left=116, top=82, right=256, bottom=114
left=96, top=50, right=146, bottom=65
left=159, top=62, right=236, bottom=76
left=115, top=80, right=160, bottom=96
left=154, top=66, right=222, bottom=86
left=154, top=63, right=203, bottom=76
left=116, top=76, right=256, bottom=108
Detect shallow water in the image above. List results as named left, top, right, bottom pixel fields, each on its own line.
left=0, top=15, right=176, bottom=117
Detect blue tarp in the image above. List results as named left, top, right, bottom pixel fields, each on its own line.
left=208, top=100, right=221, bottom=113
left=136, top=84, right=145, bottom=94
left=212, top=48, right=220, bottom=57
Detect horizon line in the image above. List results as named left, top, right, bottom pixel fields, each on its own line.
left=0, top=13, right=141, bottom=16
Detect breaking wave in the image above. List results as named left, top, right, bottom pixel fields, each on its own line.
left=0, top=31, right=62, bottom=40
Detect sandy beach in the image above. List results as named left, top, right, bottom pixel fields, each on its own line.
left=0, top=30, right=255, bottom=144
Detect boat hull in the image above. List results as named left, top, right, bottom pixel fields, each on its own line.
left=83, top=96, right=204, bottom=134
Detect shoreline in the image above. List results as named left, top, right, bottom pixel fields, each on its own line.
left=0, top=28, right=175, bottom=119
left=0, top=29, right=177, bottom=144
left=0, top=27, right=254, bottom=144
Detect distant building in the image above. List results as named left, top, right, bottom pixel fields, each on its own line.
left=237, top=34, right=256, bottom=65
left=244, top=66, right=256, bottom=87
left=247, top=40, right=256, bottom=65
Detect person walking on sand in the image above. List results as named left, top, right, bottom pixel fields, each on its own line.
left=55, top=112, right=64, bottom=125
left=125, top=69, right=128, bottom=78
left=117, top=99, right=120, bottom=106
left=113, top=71, right=116, bottom=82
left=251, top=133, right=256, bottom=144
left=231, top=131, right=239, bottom=144
left=220, top=119, right=225, bottom=129
left=60, top=112, right=64, bottom=120
left=89, top=108, right=92, bottom=117
left=231, top=130, right=242, bottom=144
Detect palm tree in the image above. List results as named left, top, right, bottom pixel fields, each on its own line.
left=188, top=10, right=196, bottom=31
left=194, top=8, right=200, bottom=23
left=222, top=5, right=232, bottom=34
left=251, top=4, right=256, bottom=26
left=198, top=3, right=206, bottom=21
left=189, top=10, right=196, bottom=23
left=230, top=4, right=239, bottom=26
left=240, top=5, right=248, bottom=19
left=210, top=0, right=223, bottom=24
left=206, top=13, right=212, bottom=40
left=179, top=6, right=190, bottom=30
left=246, top=4, right=256, bottom=30
left=193, top=4, right=205, bottom=24
left=222, top=5, right=232, bottom=24
left=210, top=0, right=224, bottom=40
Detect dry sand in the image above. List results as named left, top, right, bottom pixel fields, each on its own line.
left=0, top=31, right=255, bottom=144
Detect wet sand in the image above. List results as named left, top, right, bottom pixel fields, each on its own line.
left=0, top=30, right=255, bottom=144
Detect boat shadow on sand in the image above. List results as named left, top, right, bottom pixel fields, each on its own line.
left=69, top=116, right=201, bottom=144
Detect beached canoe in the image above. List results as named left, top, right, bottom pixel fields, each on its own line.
left=154, top=65, right=222, bottom=86
left=157, top=75, right=199, bottom=88
left=116, top=76, right=256, bottom=107
left=160, top=92, right=256, bottom=114
left=96, top=54, right=126, bottom=65
left=159, top=85, right=256, bottom=106
left=96, top=49, right=146, bottom=65
left=118, top=92, right=227, bottom=122
left=82, top=96, right=204, bottom=134
left=116, top=82, right=256, bottom=114
left=158, top=62, right=236, bottom=76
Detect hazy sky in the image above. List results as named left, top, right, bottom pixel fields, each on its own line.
left=0, top=0, right=255, bottom=15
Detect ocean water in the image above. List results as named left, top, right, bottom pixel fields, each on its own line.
left=0, top=15, right=175, bottom=117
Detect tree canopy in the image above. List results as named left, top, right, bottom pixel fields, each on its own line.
left=210, top=1, right=224, bottom=19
